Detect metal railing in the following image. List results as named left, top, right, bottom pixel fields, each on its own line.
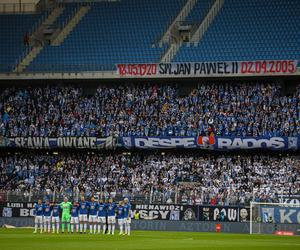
left=1, top=190, right=163, bottom=204
left=0, top=188, right=291, bottom=206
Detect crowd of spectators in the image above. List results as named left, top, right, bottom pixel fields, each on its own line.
left=1, top=152, right=299, bottom=205
left=0, top=82, right=299, bottom=205
left=0, top=82, right=299, bottom=137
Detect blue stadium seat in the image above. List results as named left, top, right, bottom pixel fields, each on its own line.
left=27, top=0, right=186, bottom=72
left=174, top=0, right=300, bottom=62
left=184, top=0, right=214, bottom=24
left=0, top=0, right=299, bottom=72
left=0, top=13, right=43, bottom=72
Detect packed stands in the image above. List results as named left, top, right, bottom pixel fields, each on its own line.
left=0, top=0, right=299, bottom=211
left=1, top=83, right=299, bottom=137
left=0, top=152, right=299, bottom=205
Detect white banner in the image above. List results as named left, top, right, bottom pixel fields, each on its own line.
left=116, top=60, right=298, bottom=77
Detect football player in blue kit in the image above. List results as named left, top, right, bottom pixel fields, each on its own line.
left=43, top=200, right=52, bottom=233
left=123, top=198, right=132, bottom=235
left=97, top=199, right=107, bottom=234
left=107, top=198, right=117, bottom=235
left=51, top=201, right=60, bottom=233
left=117, top=201, right=125, bottom=235
left=79, top=196, right=89, bottom=234
left=70, top=202, right=79, bottom=233
left=88, top=197, right=99, bottom=234
left=33, top=199, right=45, bottom=234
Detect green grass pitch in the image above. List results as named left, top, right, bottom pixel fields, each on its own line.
left=0, top=229, right=299, bottom=250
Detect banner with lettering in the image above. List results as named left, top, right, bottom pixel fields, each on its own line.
left=120, top=136, right=300, bottom=151
left=116, top=60, right=298, bottom=77
left=132, top=204, right=193, bottom=221
left=199, top=206, right=250, bottom=222
left=0, top=136, right=115, bottom=149
left=0, top=202, right=36, bottom=218
left=0, top=203, right=194, bottom=220
left=279, top=195, right=300, bottom=205
left=119, top=203, right=250, bottom=222
left=0, top=136, right=299, bottom=150
left=260, top=205, right=300, bottom=224
left=5, top=202, right=294, bottom=223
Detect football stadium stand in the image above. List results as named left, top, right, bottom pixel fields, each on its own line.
left=1, top=83, right=299, bottom=137
left=0, top=0, right=299, bottom=73
left=0, top=13, right=42, bottom=72
left=1, top=152, right=299, bottom=205
left=27, top=0, right=186, bottom=72
left=184, top=0, right=214, bottom=25
left=174, top=0, right=300, bottom=62
left=0, top=1, right=299, bottom=230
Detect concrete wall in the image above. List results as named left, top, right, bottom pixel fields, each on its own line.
left=0, top=0, right=39, bottom=14
left=0, top=0, right=39, bottom=4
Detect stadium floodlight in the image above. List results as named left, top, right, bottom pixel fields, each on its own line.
left=249, top=201, right=300, bottom=235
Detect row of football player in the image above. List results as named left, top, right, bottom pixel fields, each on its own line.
left=33, top=196, right=131, bottom=235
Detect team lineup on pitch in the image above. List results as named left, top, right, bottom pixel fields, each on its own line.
left=33, top=196, right=131, bottom=235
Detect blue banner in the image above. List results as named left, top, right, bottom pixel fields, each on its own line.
left=260, top=206, right=300, bottom=224
left=0, top=136, right=299, bottom=150
left=120, top=136, right=299, bottom=151
left=0, top=136, right=115, bottom=149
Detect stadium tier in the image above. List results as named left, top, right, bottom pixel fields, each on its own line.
left=1, top=0, right=300, bottom=243
left=174, top=0, right=300, bottom=62
left=1, top=152, right=299, bottom=205
left=0, top=83, right=299, bottom=137
left=0, top=0, right=299, bottom=73
left=51, top=3, right=78, bottom=28
left=0, top=12, right=43, bottom=72
left=27, top=0, right=186, bottom=72
left=183, top=0, right=214, bottom=25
